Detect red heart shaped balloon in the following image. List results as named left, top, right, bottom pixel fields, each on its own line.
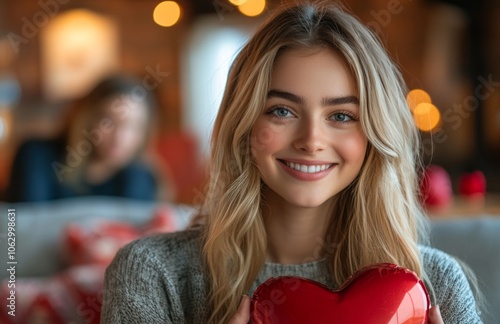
left=251, top=263, right=430, bottom=324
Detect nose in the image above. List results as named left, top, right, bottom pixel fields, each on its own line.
left=293, top=118, right=326, bottom=153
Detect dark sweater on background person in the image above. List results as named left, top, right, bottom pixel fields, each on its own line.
left=6, top=139, right=157, bottom=202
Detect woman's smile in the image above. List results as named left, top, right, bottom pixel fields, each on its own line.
left=277, top=158, right=337, bottom=181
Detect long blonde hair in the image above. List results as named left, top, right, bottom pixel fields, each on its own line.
left=199, top=2, right=428, bottom=322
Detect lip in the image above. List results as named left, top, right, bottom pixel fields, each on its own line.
left=279, top=158, right=334, bottom=165
left=277, top=158, right=336, bottom=181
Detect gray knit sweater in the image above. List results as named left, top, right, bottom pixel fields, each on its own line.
left=101, top=228, right=481, bottom=323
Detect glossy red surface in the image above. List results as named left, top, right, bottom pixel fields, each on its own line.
left=251, top=263, right=430, bottom=324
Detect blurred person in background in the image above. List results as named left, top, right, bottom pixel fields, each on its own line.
left=6, top=74, right=173, bottom=202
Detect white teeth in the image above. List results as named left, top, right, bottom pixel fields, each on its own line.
left=285, top=161, right=333, bottom=173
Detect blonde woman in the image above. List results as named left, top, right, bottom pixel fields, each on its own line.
left=101, top=2, right=480, bottom=323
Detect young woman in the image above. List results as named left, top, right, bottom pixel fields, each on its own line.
left=101, top=2, right=481, bottom=323
left=7, top=75, right=166, bottom=201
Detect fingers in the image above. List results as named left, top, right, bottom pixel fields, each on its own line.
left=428, top=305, right=444, bottom=324
left=229, top=295, right=251, bottom=324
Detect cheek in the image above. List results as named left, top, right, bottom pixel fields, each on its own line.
left=120, top=128, right=145, bottom=151
left=250, top=119, right=288, bottom=160
left=121, top=127, right=139, bottom=141
left=336, top=131, right=367, bottom=165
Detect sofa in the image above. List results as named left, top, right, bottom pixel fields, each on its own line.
left=0, top=197, right=498, bottom=323
left=429, top=216, right=500, bottom=324
left=0, top=197, right=196, bottom=277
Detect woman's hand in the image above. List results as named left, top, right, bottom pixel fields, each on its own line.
left=229, top=295, right=251, bottom=324
left=429, top=305, right=444, bottom=324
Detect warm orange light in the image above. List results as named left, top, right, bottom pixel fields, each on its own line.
left=229, top=0, right=248, bottom=5
left=0, top=116, right=5, bottom=142
left=406, top=89, right=431, bottom=112
left=238, top=0, right=266, bottom=17
left=413, top=102, right=441, bottom=132
left=153, top=1, right=181, bottom=27
left=0, top=109, right=12, bottom=143
left=41, top=9, right=120, bottom=101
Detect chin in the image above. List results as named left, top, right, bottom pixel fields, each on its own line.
left=285, top=195, right=333, bottom=209
left=264, top=185, right=338, bottom=210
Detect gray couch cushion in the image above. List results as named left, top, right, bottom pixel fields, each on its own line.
left=0, top=196, right=196, bottom=277
left=430, top=216, right=500, bottom=324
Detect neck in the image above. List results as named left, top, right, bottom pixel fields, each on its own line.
left=262, top=189, right=336, bottom=264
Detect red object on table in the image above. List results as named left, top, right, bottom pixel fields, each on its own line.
left=251, top=263, right=430, bottom=324
left=420, top=165, right=452, bottom=209
left=458, top=171, right=486, bottom=198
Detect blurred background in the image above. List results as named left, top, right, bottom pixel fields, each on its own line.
left=0, top=1, right=499, bottom=323
left=0, top=0, right=499, bottom=204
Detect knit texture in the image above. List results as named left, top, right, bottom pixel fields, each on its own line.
left=101, top=228, right=482, bottom=323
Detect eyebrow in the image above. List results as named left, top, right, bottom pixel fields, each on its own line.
left=267, top=89, right=359, bottom=106
left=322, top=96, right=359, bottom=106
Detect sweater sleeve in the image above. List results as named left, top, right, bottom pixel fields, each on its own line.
left=421, top=246, right=482, bottom=323
left=101, top=238, right=174, bottom=323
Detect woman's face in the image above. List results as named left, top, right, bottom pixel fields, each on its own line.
left=251, top=48, right=368, bottom=208
left=93, top=95, right=149, bottom=165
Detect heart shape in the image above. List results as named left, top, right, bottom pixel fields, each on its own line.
left=251, top=263, right=430, bottom=324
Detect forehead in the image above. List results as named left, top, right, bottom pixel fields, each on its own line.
left=99, top=95, right=149, bottom=120
left=270, top=47, right=357, bottom=98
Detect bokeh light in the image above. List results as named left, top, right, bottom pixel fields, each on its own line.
left=406, top=89, right=431, bottom=112
left=229, top=0, right=248, bottom=5
left=0, top=109, right=12, bottom=143
left=238, top=0, right=266, bottom=17
left=413, top=102, right=441, bottom=132
left=153, top=1, right=181, bottom=27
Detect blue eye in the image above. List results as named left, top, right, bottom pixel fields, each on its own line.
left=267, top=106, right=294, bottom=119
left=331, top=113, right=355, bottom=123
